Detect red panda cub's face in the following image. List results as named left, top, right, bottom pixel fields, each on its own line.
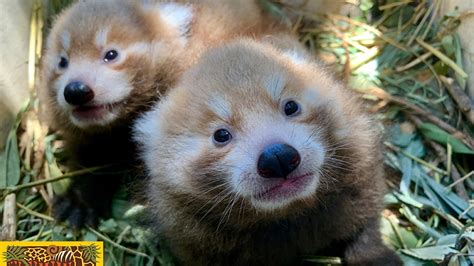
left=41, top=0, right=192, bottom=129
left=135, top=40, right=354, bottom=213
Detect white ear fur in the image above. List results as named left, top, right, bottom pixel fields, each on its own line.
left=140, top=1, right=193, bottom=45
left=133, top=103, right=163, bottom=149
left=159, top=3, right=193, bottom=41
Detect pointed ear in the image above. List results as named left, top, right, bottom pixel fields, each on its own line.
left=139, top=1, right=193, bottom=43
left=158, top=3, right=193, bottom=36
left=262, top=34, right=311, bottom=66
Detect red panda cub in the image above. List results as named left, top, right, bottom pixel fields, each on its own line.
left=39, top=0, right=274, bottom=228
left=133, top=37, right=402, bottom=265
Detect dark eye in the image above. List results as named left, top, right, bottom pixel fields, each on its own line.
left=213, top=129, right=232, bottom=145
left=103, top=50, right=119, bottom=62
left=284, top=100, right=300, bottom=116
left=58, top=57, right=68, bottom=69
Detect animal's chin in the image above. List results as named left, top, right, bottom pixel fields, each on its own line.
left=69, top=102, right=122, bottom=128
left=253, top=173, right=315, bottom=208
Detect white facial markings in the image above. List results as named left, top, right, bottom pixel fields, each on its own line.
left=54, top=77, right=70, bottom=109
left=264, top=72, right=286, bottom=102
left=95, top=27, right=110, bottom=49
left=61, top=32, right=71, bottom=51
left=134, top=89, right=328, bottom=213
left=133, top=106, right=163, bottom=148
left=70, top=110, right=118, bottom=129
left=53, top=58, right=133, bottom=127
left=250, top=177, right=320, bottom=211
left=52, top=28, right=159, bottom=128
left=158, top=3, right=193, bottom=45
left=222, top=111, right=326, bottom=211
left=124, top=42, right=152, bottom=56
left=301, top=88, right=323, bottom=110
left=208, top=94, right=232, bottom=122
left=134, top=106, right=165, bottom=180
left=134, top=103, right=204, bottom=186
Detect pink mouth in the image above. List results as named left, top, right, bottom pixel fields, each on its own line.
left=72, top=105, right=109, bottom=120
left=258, top=173, right=313, bottom=201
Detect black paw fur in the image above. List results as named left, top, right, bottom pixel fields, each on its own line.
left=52, top=191, right=101, bottom=229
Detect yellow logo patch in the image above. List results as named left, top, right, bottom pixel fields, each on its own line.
left=0, top=241, right=103, bottom=266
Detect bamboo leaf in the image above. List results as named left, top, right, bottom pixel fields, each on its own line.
left=424, top=175, right=474, bottom=219
left=0, top=151, right=5, bottom=188
left=399, top=254, right=435, bottom=266
left=401, top=245, right=457, bottom=261
left=416, top=38, right=468, bottom=79
left=1, top=100, right=30, bottom=188
left=417, top=123, right=474, bottom=154
left=99, top=218, right=118, bottom=234
left=6, top=130, right=20, bottom=185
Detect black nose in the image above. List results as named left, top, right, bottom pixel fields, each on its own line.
left=64, top=82, right=94, bottom=106
left=257, top=143, right=301, bottom=179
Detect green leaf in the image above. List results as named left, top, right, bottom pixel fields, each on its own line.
left=441, top=35, right=455, bottom=57
left=392, top=191, right=426, bottom=209
left=424, top=175, right=474, bottom=219
left=381, top=216, right=418, bottom=249
left=84, top=230, right=99, bottom=241
left=390, top=125, right=415, bottom=147
left=401, top=245, right=457, bottom=261
left=0, top=150, right=5, bottom=188
left=1, top=129, right=21, bottom=188
left=401, top=205, right=443, bottom=239
left=437, top=234, right=458, bottom=246
left=453, top=35, right=466, bottom=89
left=417, top=123, right=474, bottom=154
left=43, top=134, right=69, bottom=194
left=98, top=218, right=118, bottom=234
left=0, top=100, right=30, bottom=189
left=399, top=254, right=437, bottom=266
left=360, top=0, right=374, bottom=11
left=398, top=140, right=424, bottom=195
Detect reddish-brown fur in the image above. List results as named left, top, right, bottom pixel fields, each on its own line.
left=38, top=0, right=280, bottom=227
left=135, top=38, right=402, bottom=265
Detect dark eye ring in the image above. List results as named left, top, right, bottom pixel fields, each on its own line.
left=103, top=50, right=119, bottom=62
left=284, top=100, right=300, bottom=117
left=58, top=57, right=68, bottom=69
left=213, top=129, right=232, bottom=146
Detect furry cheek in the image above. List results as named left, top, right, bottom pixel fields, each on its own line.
left=151, top=135, right=207, bottom=188
left=53, top=73, right=72, bottom=110
left=92, top=66, right=133, bottom=104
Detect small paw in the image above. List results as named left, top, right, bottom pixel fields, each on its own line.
left=52, top=192, right=99, bottom=229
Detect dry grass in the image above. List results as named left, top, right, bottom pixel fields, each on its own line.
left=1, top=0, right=473, bottom=265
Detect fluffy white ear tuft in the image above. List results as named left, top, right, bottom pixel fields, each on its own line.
left=132, top=104, right=163, bottom=148
left=158, top=3, right=193, bottom=38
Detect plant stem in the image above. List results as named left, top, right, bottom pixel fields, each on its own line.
left=86, top=226, right=150, bottom=258
left=5, top=165, right=114, bottom=194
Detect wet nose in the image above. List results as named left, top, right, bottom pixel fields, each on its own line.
left=257, top=143, right=301, bottom=179
left=64, top=82, right=94, bottom=105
